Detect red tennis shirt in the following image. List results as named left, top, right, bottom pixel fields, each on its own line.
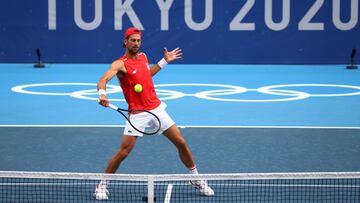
left=118, top=52, right=161, bottom=111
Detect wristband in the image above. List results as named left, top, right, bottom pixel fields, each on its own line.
left=157, top=58, right=168, bottom=69
left=98, top=89, right=107, bottom=96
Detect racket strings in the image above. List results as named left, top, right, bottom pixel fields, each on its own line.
left=124, top=109, right=161, bottom=135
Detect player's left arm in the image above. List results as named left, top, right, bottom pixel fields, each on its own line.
left=150, top=47, right=182, bottom=76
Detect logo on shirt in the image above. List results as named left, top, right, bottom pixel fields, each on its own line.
left=132, top=70, right=137, bottom=74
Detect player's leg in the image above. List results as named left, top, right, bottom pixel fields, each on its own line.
left=104, top=113, right=148, bottom=173
left=163, top=125, right=214, bottom=196
left=94, top=135, right=137, bottom=200
left=155, top=103, right=214, bottom=196
left=163, top=124, right=196, bottom=169
left=105, top=135, right=138, bottom=173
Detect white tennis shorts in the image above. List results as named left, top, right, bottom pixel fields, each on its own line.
left=123, top=102, right=175, bottom=136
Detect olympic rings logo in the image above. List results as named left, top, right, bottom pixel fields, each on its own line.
left=11, top=83, right=360, bottom=103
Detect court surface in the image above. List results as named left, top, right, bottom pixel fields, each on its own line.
left=1, top=63, right=360, bottom=174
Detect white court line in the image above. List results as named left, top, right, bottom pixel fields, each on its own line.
left=164, top=184, right=173, bottom=203
left=0, top=125, right=359, bottom=129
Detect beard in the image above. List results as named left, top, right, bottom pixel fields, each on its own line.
left=128, top=46, right=139, bottom=55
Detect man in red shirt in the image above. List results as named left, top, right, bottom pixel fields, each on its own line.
left=95, top=28, right=214, bottom=200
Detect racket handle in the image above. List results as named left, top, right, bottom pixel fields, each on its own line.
left=108, top=103, right=118, bottom=111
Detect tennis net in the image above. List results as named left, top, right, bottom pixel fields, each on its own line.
left=1, top=171, right=360, bottom=202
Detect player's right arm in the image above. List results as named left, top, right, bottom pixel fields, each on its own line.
left=97, top=60, right=126, bottom=107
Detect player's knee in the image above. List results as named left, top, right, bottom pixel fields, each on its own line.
left=119, top=147, right=131, bottom=158
left=175, top=138, right=188, bottom=149
left=112, top=146, right=132, bottom=160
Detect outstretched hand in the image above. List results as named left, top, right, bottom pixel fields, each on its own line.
left=164, top=47, right=182, bottom=63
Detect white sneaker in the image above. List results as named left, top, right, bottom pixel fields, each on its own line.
left=190, top=180, right=214, bottom=196
left=93, top=183, right=109, bottom=200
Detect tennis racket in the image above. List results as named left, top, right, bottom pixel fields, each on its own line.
left=108, top=103, right=161, bottom=135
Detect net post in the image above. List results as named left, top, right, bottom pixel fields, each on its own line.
left=147, top=175, right=154, bottom=203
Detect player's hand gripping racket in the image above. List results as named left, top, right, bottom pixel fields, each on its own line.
left=107, top=103, right=161, bottom=135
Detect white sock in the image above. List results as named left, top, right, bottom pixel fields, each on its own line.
left=189, top=166, right=199, bottom=175
left=99, top=180, right=109, bottom=186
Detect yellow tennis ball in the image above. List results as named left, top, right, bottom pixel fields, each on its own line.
left=134, top=84, right=143, bottom=93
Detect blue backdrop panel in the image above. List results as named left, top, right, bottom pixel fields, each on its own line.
left=0, top=0, right=359, bottom=64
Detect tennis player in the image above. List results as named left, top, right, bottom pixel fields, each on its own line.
left=94, top=27, right=214, bottom=200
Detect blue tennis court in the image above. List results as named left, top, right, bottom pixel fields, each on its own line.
left=1, top=63, right=360, bottom=174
